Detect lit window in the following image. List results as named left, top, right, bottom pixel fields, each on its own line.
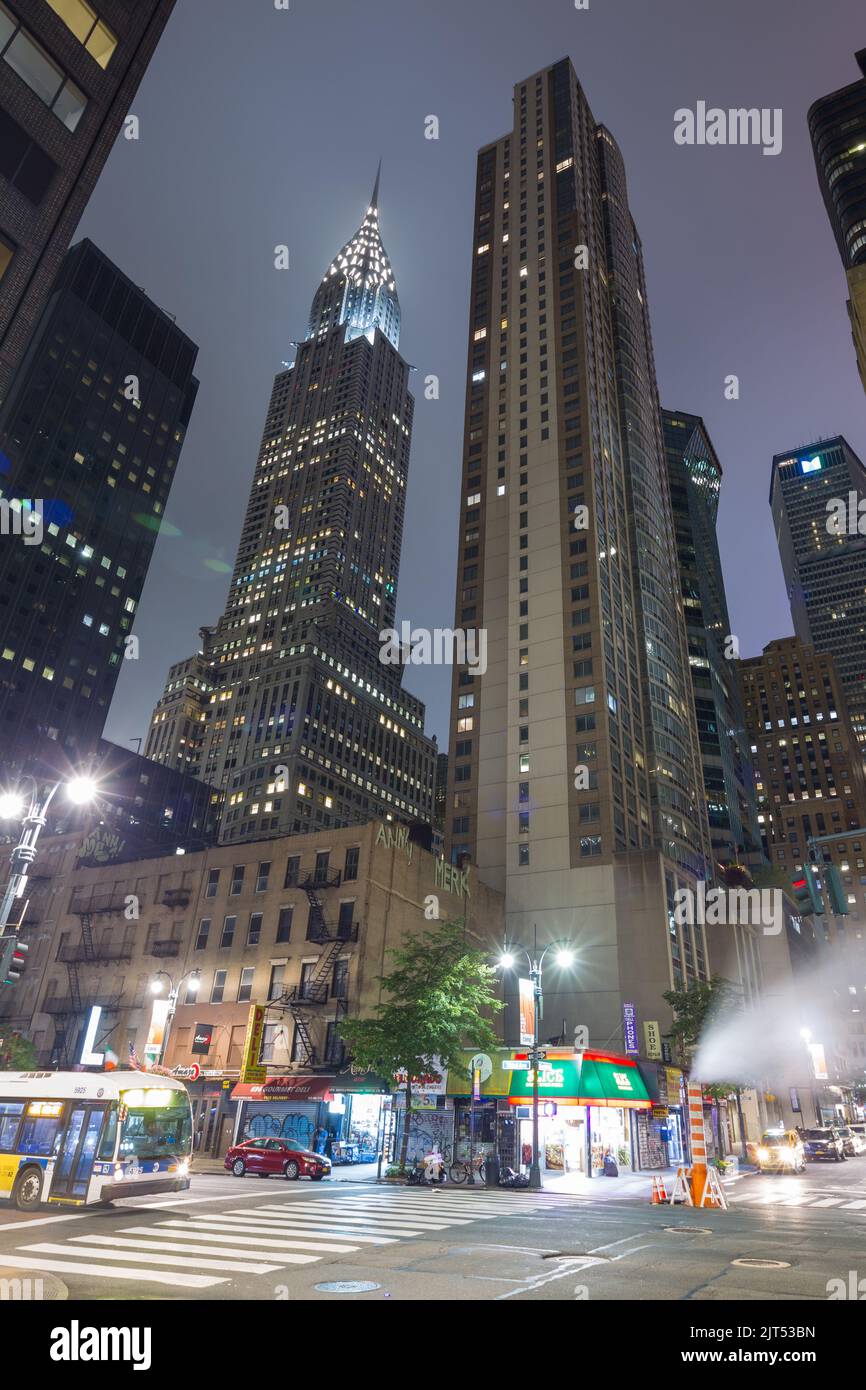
left=45, top=1, right=117, bottom=68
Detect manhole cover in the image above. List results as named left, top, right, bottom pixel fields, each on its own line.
left=314, top=1280, right=381, bottom=1294
left=731, top=1258, right=791, bottom=1270
left=663, top=1226, right=712, bottom=1235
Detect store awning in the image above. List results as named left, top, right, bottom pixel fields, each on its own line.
left=507, top=1051, right=651, bottom=1109
left=328, top=1071, right=392, bottom=1095
left=231, top=1075, right=335, bottom=1102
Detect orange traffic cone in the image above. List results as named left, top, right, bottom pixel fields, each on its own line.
left=650, top=1174, right=668, bottom=1204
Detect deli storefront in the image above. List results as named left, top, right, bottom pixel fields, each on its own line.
left=230, top=1074, right=336, bottom=1151
left=443, top=1049, right=652, bottom=1179
left=507, top=1051, right=652, bottom=1177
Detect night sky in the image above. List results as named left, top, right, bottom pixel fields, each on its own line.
left=85, top=0, right=865, bottom=755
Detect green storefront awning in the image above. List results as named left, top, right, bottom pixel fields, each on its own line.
left=507, top=1054, right=651, bottom=1108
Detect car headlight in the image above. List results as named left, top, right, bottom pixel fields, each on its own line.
left=757, top=1147, right=770, bottom=1161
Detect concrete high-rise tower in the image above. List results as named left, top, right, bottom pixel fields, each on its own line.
left=808, top=50, right=866, bottom=398
left=444, top=60, right=711, bottom=1047
left=770, top=436, right=866, bottom=756
left=146, top=174, right=436, bottom=843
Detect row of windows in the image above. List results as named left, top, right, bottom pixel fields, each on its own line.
left=203, top=845, right=360, bottom=897
left=194, top=899, right=357, bottom=951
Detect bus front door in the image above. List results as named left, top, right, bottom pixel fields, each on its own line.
left=51, top=1104, right=106, bottom=1202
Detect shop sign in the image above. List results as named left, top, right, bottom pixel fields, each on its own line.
left=375, top=821, right=414, bottom=864
left=518, top=978, right=534, bottom=1047
left=665, top=1067, right=682, bottom=1101
left=191, top=1022, right=214, bottom=1056
left=653, top=1105, right=670, bottom=1119
left=239, top=1004, right=267, bottom=1084
left=623, top=1002, right=639, bottom=1055
left=643, top=1020, right=662, bottom=1059
left=172, top=1064, right=200, bottom=1082
left=808, top=1042, right=829, bottom=1081
left=144, top=999, right=171, bottom=1065
left=434, top=857, right=471, bottom=898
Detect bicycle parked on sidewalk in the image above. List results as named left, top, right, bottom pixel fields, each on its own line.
left=448, top=1152, right=486, bottom=1184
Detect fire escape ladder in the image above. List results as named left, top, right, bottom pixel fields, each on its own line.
left=66, top=961, right=82, bottom=1013
left=79, top=911, right=95, bottom=961
left=288, top=1008, right=316, bottom=1066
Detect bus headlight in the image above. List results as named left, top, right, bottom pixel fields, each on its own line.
left=177, top=1159, right=190, bottom=1177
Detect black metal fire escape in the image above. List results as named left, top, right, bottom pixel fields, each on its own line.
left=268, top=867, right=358, bottom=1067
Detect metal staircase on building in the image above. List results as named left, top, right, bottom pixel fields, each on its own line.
left=267, top=866, right=359, bottom=1068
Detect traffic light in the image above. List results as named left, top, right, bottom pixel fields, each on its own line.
left=825, top=865, right=850, bottom=915
left=791, top=866, right=824, bottom=915
left=0, top=933, right=28, bottom=985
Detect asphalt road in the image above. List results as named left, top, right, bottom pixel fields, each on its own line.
left=2, top=1158, right=866, bottom=1302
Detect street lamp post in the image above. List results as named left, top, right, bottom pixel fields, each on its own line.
left=0, top=775, right=97, bottom=937
left=149, top=969, right=201, bottom=1067
left=499, top=930, right=575, bottom=1192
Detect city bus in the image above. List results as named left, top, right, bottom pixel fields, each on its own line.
left=0, top=1070, right=193, bottom=1210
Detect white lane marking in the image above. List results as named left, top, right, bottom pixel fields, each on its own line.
left=21, top=1241, right=283, bottom=1276
left=495, top=1242, right=654, bottom=1300
left=0, top=1253, right=227, bottom=1288
left=841, top=1200, right=866, bottom=1209
left=219, top=1209, right=451, bottom=1232
left=216, top=1214, right=394, bottom=1244
left=166, top=1215, right=425, bottom=1240
left=131, top=1223, right=356, bottom=1255
left=256, top=1204, right=468, bottom=1229
left=0, top=1213, right=87, bottom=1231
left=74, top=1233, right=331, bottom=1262
left=810, top=1197, right=844, bottom=1207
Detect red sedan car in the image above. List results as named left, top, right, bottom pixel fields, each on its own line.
left=224, top=1136, right=331, bottom=1181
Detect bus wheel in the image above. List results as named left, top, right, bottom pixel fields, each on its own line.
left=12, top=1166, right=43, bottom=1211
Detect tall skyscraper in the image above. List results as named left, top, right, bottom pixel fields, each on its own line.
left=808, top=50, right=866, bottom=397
left=770, top=436, right=866, bottom=754
left=0, top=237, right=199, bottom=774
left=739, top=636, right=866, bottom=949
left=0, top=0, right=178, bottom=403
left=444, top=59, right=711, bottom=1046
left=146, top=175, right=436, bottom=843
left=661, top=409, right=763, bottom=867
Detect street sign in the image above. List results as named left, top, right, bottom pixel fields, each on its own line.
left=501, top=1059, right=530, bottom=1071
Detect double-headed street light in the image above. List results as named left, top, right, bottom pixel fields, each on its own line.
left=0, top=774, right=99, bottom=939
left=149, top=969, right=202, bottom=1067
left=498, top=930, right=576, bottom=1191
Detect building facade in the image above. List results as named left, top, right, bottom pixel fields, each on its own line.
left=0, top=821, right=503, bottom=1147
left=443, top=59, right=711, bottom=1050
left=770, top=436, right=866, bottom=755
left=808, top=49, right=866, bottom=397
left=144, top=176, right=437, bottom=845
left=739, top=637, right=866, bottom=941
left=661, top=409, right=763, bottom=868
left=0, top=238, right=198, bottom=775
left=0, top=0, right=177, bottom=402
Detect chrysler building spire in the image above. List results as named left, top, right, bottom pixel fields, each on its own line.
left=307, top=166, right=401, bottom=349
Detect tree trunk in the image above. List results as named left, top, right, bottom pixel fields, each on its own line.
left=399, top=1074, right=412, bottom=1171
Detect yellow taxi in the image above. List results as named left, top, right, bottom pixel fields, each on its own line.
left=756, top=1128, right=806, bottom=1174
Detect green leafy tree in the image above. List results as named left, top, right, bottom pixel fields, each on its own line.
left=0, top=1030, right=37, bottom=1070
left=663, top=976, right=747, bottom=1101
left=339, top=919, right=502, bottom=1171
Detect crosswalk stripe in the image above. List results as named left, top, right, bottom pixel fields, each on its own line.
left=135, top=1222, right=356, bottom=1255
left=170, top=1214, right=427, bottom=1238
left=810, top=1197, right=844, bottom=1207
left=21, top=1241, right=282, bottom=1276
left=215, top=1214, right=395, bottom=1243
left=841, top=1199, right=866, bottom=1209
left=260, top=1202, right=471, bottom=1227
left=0, top=1253, right=227, bottom=1288
left=215, top=1207, right=451, bottom=1231
left=73, top=1233, right=328, bottom=1263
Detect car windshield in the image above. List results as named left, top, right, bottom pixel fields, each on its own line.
left=761, top=1132, right=787, bottom=1145
left=803, top=1129, right=830, bottom=1140
left=837, top=1127, right=852, bottom=1137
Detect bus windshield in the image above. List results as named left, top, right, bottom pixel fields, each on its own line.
left=118, top=1091, right=192, bottom=1162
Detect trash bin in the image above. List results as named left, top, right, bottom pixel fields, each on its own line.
left=484, top=1154, right=501, bottom=1186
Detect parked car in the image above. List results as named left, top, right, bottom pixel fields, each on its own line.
left=756, top=1129, right=806, bottom=1173
left=835, top=1125, right=866, bottom=1157
left=224, top=1136, right=331, bottom=1181
left=849, top=1122, right=866, bottom=1145
left=802, top=1127, right=847, bottom=1162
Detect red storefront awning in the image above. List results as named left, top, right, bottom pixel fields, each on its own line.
left=231, top=1075, right=335, bottom=1102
